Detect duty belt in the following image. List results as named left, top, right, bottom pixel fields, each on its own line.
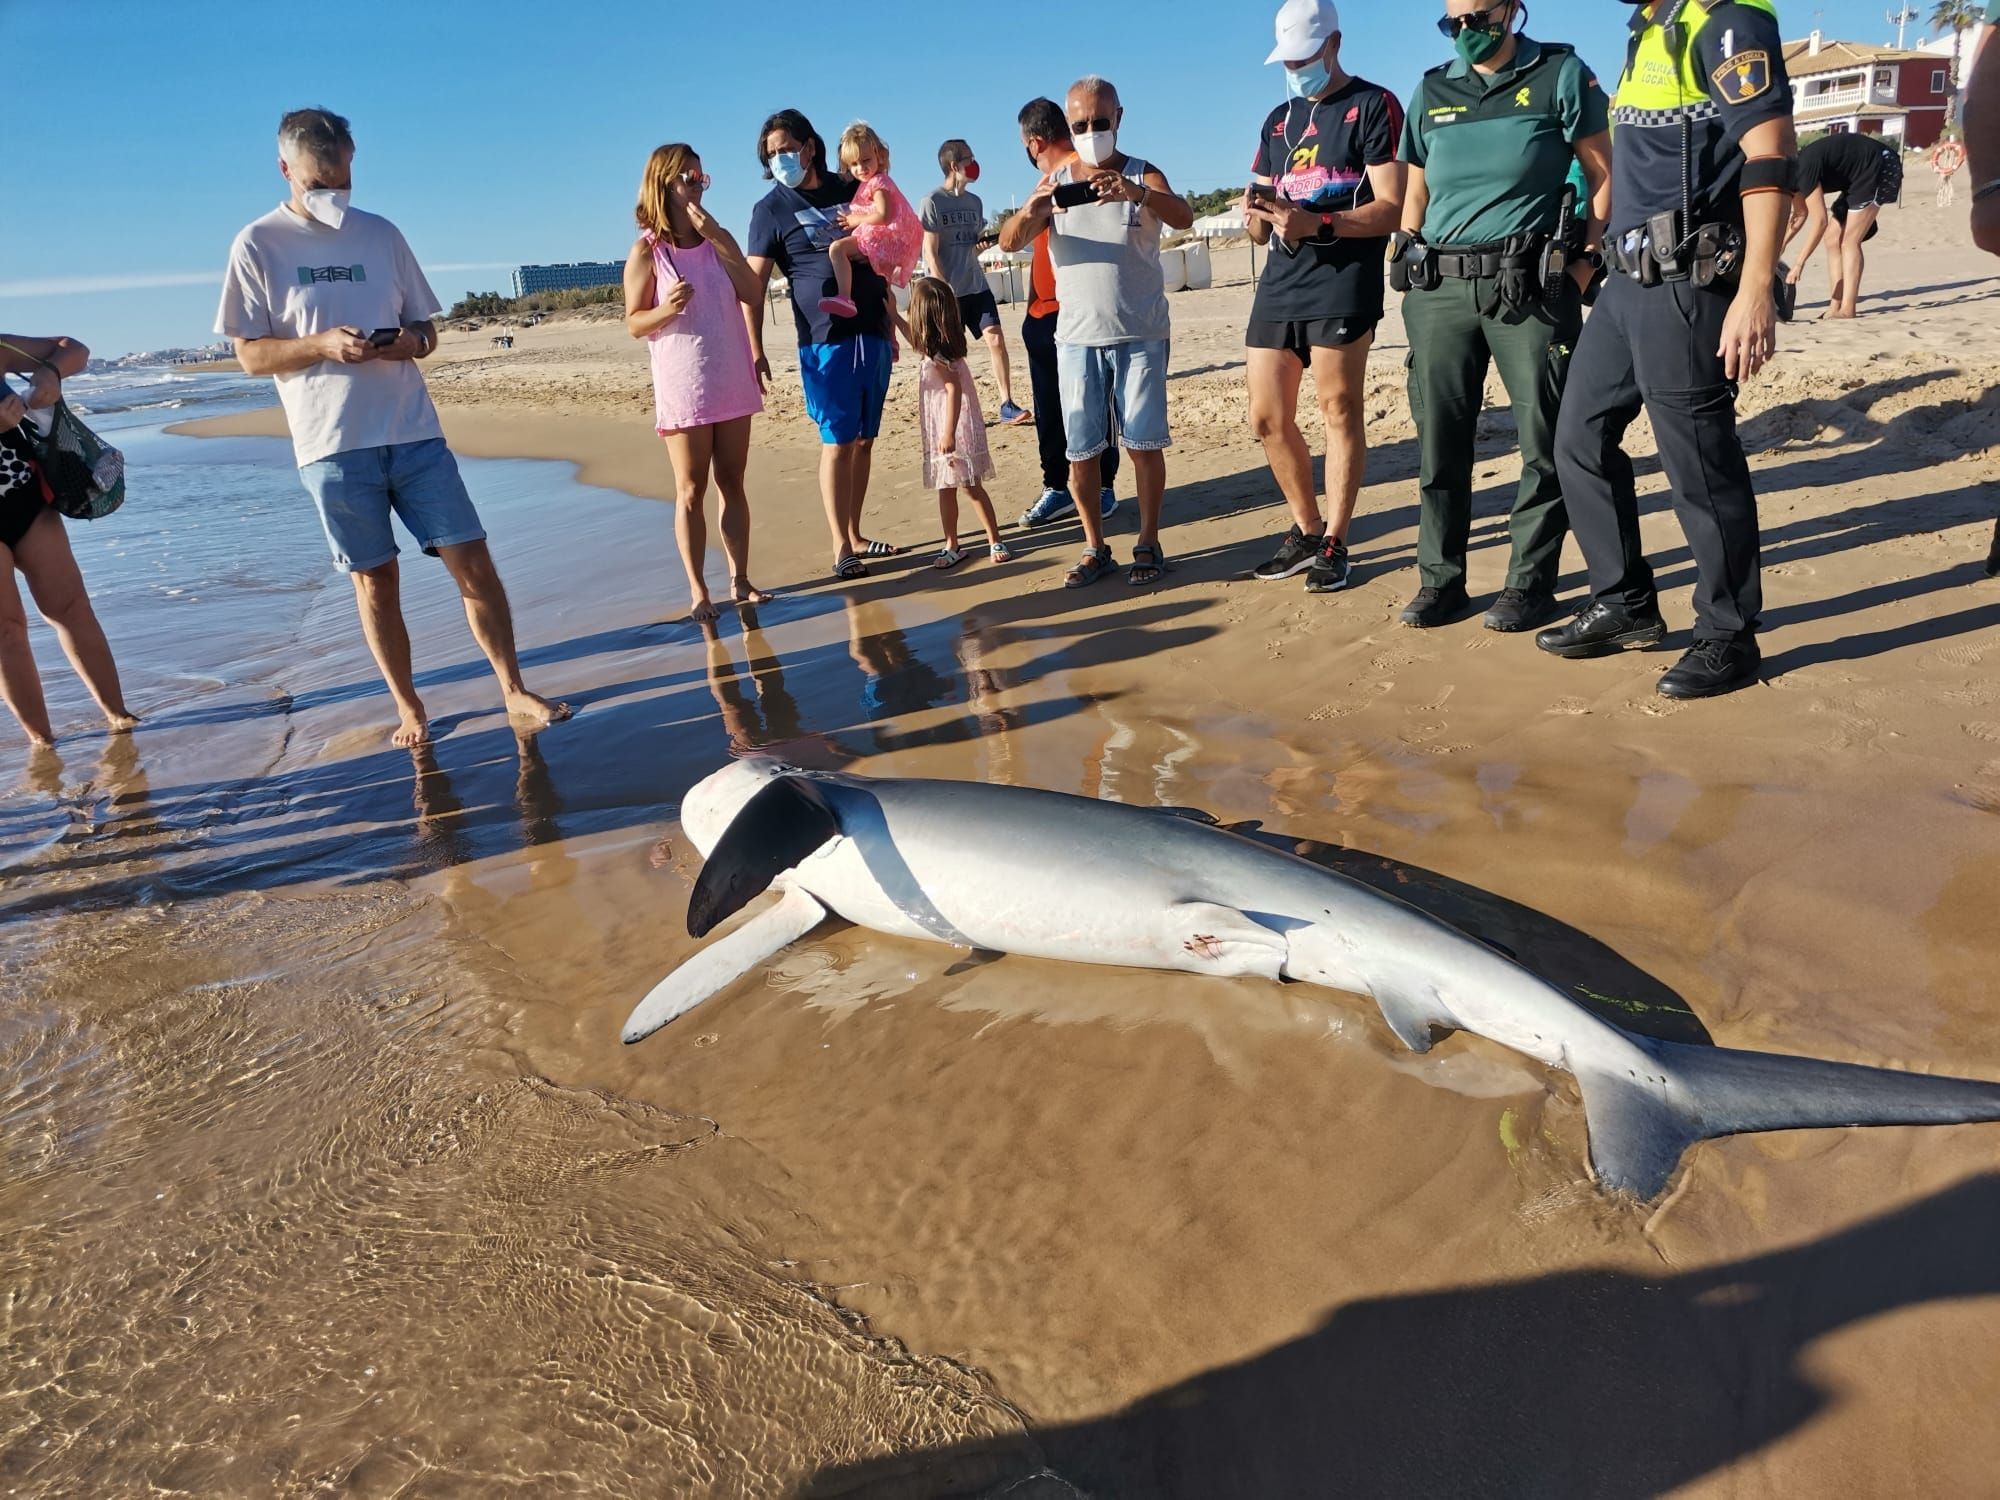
left=1607, top=218, right=1745, bottom=288
left=1431, top=243, right=1510, bottom=280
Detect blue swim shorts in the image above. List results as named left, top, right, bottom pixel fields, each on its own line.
left=1056, top=338, right=1172, bottom=462
left=299, top=437, right=487, bottom=573
left=798, top=337, right=893, bottom=446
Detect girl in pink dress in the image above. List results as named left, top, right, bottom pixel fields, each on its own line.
left=622, top=143, right=770, bottom=622
left=906, top=278, right=1010, bottom=570
left=819, top=122, right=924, bottom=323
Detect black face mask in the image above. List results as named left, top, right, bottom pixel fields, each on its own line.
left=1025, top=144, right=1041, bottom=170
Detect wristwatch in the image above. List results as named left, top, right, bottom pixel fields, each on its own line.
left=1315, top=212, right=1337, bottom=243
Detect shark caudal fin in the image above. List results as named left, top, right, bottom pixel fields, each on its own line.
left=688, top=775, right=840, bottom=938
left=1579, top=1038, right=2000, bottom=1200
left=626, top=887, right=828, bottom=1043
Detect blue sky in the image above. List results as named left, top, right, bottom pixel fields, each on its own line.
left=0, top=0, right=1961, bottom=357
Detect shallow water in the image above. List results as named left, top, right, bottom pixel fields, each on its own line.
left=4, top=376, right=2000, bottom=1496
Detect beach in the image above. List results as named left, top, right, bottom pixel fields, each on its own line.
left=4, top=179, right=1999, bottom=1497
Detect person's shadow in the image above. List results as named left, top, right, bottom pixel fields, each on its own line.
left=800, top=1171, right=2000, bottom=1499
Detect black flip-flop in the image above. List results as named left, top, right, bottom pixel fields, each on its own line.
left=834, top=555, right=869, bottom=581
left=860, top=539, right=902, bottom=558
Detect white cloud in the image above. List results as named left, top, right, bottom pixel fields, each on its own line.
left=0, top=262, right=519, bottom=298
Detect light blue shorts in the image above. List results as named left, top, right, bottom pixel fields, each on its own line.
left=299, top=437, right=487, bottom=573
left=1056, top=338, right=1171, bottom=462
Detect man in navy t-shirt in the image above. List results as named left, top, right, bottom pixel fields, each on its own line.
left=745, top=108, right=897, bottom=580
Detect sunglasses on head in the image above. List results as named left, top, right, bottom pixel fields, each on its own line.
left=1436, top=3, right=1510, bottom=37
left=1069, top=115, right=1115, bottom=135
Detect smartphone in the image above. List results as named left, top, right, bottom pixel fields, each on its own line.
left=1247, top=182, right=1281, bottom=204
left=367, top=327, right=402, bottom=348
left=1051, top=180, right=1097, bottom=210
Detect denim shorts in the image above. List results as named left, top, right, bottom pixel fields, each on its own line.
left=798, top=337, right=893, bottom=446
left=298, top=437, right=487, bottom=573
left=1056, top=338, right=1171, bottom=461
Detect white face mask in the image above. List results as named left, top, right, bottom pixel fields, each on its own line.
left=1073, top=129, right=1117, bottom=169
left=301, top=188, right=351, bottom=229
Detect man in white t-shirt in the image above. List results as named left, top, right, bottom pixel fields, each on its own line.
left=217, top=107, right=567, bottom=748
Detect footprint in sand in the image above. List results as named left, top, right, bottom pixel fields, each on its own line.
left=1964, top=722, right=2000, bottom=743
left=1462, top=635, right=1495, bottom=652
left=1935, top=643, right=1986, bottom=668
left=1307, top=702, right=1357, bottom=722
left=1547, top=696, right=1591, bottom=716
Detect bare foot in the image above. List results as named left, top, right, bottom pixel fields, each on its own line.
left=105, top=710, right=141, bottom=734
left=690, top=595, right=720, bottom=624
left=506, top=691, right=573, bottom=731
left=1821, top=309, right=1856, bottom=321
left=732, top=577, right=775, bottom=605
left=26, top=731, right=55, bottom=751
left=392, top=708, right=432, bottom=749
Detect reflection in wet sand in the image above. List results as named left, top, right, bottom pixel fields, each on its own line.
left=7, top=478, right=2000, bottom=1496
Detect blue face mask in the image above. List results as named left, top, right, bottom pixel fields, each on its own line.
left=771, top=151, right=808, bottom=189
left=1285, top=54, right=1332, bottom=100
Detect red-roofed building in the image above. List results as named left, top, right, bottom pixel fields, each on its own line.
left=1782, top=30, right=1952, bottom=149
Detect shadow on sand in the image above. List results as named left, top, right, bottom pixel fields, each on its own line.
left=801, top=1171, right=2000, bottom=1499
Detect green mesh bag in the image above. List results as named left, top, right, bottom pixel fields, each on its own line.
left=34, top=396, right=125, bottom=521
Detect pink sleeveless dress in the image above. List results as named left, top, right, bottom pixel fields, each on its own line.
left=848, top=173, right=923, bottom=289
left=917, top=356, right=993, bottom=491
left=646, top=234, right=764, bottom=435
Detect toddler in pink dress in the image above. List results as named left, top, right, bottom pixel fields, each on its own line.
left=819, top=122, right=923, bottom=322
left=907, top=278, right=1010, bottom=570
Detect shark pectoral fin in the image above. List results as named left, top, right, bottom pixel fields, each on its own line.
left=625, top=886, right=828, bottom=1044
left=1154, top=805, right=1221, bottom=826
left=688, top=774, right=840, bottom=938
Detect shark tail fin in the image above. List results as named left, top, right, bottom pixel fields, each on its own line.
left=1579, top=1038, right=2000, bottom=1201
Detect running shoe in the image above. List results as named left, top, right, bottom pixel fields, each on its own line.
left=998, top=400, right=1032, bottom=425
left=1252, top=525, right=1321, bottom=581
left=1018, top=487, right=1076, bottom=528
left=1303, top=535, right=1352, bottom=594
left=1099, top=487, right=1119, bottom=519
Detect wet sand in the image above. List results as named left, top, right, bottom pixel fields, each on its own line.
left=6, top=184, right=1999, bottom=1495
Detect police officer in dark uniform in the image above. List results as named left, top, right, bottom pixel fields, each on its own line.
left=1395, top=0, right=1613, bottom=633
left=1535, top=0, right=1797, bottom=698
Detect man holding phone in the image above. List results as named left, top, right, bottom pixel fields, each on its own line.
left=218, top=107, right=569, bottom=748
left=1004, top=76, right=1193, bottom=588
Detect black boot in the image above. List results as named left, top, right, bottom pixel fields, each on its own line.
left=1483, top=587, right=1561, bottom=633
left=1657, top=637, right=1761, bottom=700
left=1399, top=582, right=1472, bottom=628
left=1535, top=599, right=1667, bottom=658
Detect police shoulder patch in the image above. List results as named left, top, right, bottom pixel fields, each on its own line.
left=1711, top=50, right=1772, bottom=104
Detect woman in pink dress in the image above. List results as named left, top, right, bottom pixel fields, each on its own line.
left=623, top=143, right=769, bottom=622
left=818, top=123, right=924, bottom=326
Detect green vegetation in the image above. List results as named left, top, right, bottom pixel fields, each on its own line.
left=444, top=284, right=623, bottom=321
left=1187, top=186, right=1247, bottom=220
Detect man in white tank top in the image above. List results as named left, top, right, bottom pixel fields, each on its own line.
left=1009, top=76, right=1193, bottom=589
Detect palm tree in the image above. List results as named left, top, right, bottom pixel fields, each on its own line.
left=1932, top=0, right=1983, bottom=126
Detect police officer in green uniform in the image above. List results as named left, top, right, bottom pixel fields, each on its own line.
left=1535, top=0, right=1797, bottom=698
left=1396, top=0, right=1613, bottom=632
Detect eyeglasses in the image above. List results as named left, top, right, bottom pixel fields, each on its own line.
left=1436, top=3, right=1510, bottom=37
left=1068, top=115, right=1115, bottom=135
left=679, top=171, right=712, bottom=189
